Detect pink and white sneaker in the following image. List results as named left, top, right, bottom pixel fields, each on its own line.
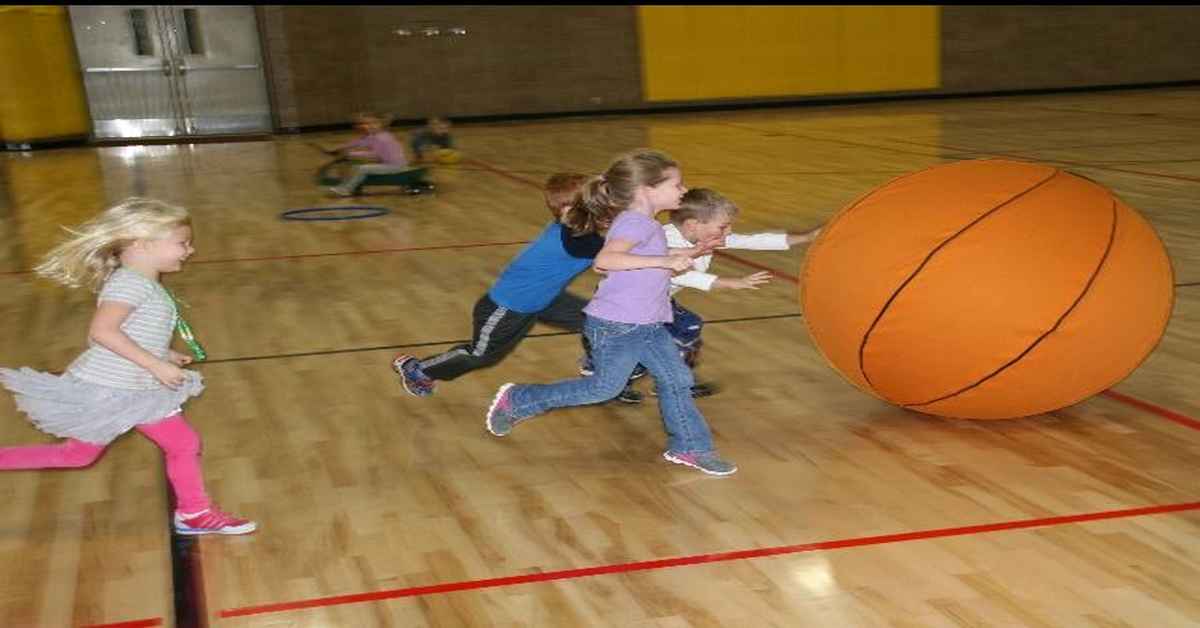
left=174, top=507, right=258, bottom=536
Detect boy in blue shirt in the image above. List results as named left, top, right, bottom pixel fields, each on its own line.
left=393, top=173, right=646, bottom=399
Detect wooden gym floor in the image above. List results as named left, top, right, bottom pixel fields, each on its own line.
left=1, top=86, right=1198, bottom=627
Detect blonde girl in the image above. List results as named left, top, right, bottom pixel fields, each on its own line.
left=0, top=198, right=255, bottom=535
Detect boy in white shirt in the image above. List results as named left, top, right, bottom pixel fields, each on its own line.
left=652, top=188, right=821, bottom=397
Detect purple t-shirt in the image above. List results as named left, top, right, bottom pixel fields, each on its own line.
left=344, top=131, right=408, bottom=166
left=584, top=210, right=673, bottom=324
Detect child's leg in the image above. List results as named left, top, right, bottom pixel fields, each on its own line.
left=664, top=298, right=704, bottom=366
left=335, top=163, right=394, bottom=194
left=419, top=295, right=539, bottom=381
left=503, top=317, right=643, bottom=418
left=534, top=291, right=588, bottom=332
left=638, top=325, right=716, bottom=455
left=134, top=412, right=210, bottom=514
left=0, top=438, right=105, bottom=469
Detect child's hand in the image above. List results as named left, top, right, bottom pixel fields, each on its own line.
left=788, top=226, right=823, bottom=246
left=725, top=271, right=773, bottom=290
left=695, top=233, right=725, bottom=255
left=663, top=253, right=695, bottom=272
left=168, top=349, right=194, bottom=366
left=149, top=360, right=186, bottom=390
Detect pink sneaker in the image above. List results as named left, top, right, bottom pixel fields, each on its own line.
left=174, top=507, right=258, bottom=536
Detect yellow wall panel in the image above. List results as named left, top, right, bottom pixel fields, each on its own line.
left=638, top=6, right=940, bottom=102
left=890, top=6, right=941, bottom=89
left=782, top=7, right=841, bottom=95
left=0, top=6, right=90, bottom=143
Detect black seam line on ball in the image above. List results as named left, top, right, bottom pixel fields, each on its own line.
left=856, top=167, right=1062, bottom=390
left=907, top=198, right=1118, bottom=409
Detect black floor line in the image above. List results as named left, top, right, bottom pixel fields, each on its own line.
left=168, top=504, right=208, bottom=627
left=198, top=312, right=805, bottom=365
left=164, top=310, right=802, bottom=624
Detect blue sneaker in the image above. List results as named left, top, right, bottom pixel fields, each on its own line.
left=663, top=450, right=738, bottom=476
left=486, top=383, right=528, bottom=436
left=392, top=354, right=435, bottom=397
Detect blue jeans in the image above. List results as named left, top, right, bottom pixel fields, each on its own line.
left=664, top=298, right=703, bottom=351
left=506, top=315, right=716, bottom=454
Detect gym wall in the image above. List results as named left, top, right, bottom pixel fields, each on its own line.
left=258, top=5, right=1200, bottom=129
left=0, top=6, right=90, bottom=145
left=3, top=6, right=1199, bottom=142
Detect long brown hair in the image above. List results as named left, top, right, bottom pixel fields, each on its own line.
left=561, top=149, right=679, bottom=236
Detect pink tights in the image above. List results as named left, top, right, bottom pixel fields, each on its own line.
left=0, top=412, right=211, bottom=513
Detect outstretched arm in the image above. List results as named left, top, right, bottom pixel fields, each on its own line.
left=713, top=271, right=774, bottom=290
left=595, top=238, right=694, bottom=273
left=786, top=225, right=823, bottom=246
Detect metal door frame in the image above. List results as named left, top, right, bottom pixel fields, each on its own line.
left=69, top=5, right=272, bottom=141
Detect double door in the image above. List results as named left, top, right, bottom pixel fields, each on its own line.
left=68, top=5, right=272, bottom=139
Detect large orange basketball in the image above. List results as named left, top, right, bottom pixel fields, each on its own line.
left=800, top=159, right=1174, bottom=419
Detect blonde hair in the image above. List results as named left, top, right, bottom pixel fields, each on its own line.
left=561, top=149, right=679, bottom=236
left=669, top=188, right=739, bottom=227
left=34, top=198, right=192, bottom=291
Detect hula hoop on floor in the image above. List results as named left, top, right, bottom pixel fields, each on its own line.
left=280, top=205, right=391, bottom=222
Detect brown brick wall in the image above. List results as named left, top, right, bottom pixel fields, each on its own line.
left=258, top=5, right=642, bottom=128
left=256, top=6, right=1200, bottom=129
left=941, top=6, right=1200, bottom=92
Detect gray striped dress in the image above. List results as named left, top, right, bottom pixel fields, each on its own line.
left=0, top=267, right=204, bottom=445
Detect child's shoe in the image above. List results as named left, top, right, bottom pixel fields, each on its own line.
left=614, top=384, right=644, bottom=404
left=580, top=359, right=647, bottom=381
left=651, top=382, right=717, bottom=398
left=392, top=354, right=435, bottom=397
left=662, top=450, right=738, bottom=476
left=174, top=507, right=257, bottom=536
left=486, top=383, right=528, bottom=436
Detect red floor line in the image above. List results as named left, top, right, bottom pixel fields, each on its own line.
left=1101, top=389, right=1200, bottom=431
left=188, top=240, right=530, bottom=266
left=0, top=240, right=532, bottom=276
left=463, top=157, right=545, bottom=188
left=80, top=619, right=163, bottom=628
left=219, top=500, right=1200, bottom=619
left=896, top=139, right=1200, bottom=184
left=713, top=251, right=799, bottom=284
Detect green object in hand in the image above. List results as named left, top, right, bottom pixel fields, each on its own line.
left=166, top=289, right=207, bottom=362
